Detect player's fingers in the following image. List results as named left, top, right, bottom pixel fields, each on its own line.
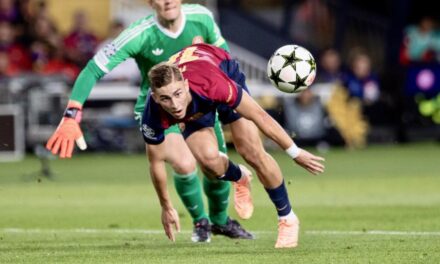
left=66, top=139, right=74, bottom=158
left=307, top=168, right=317, bottom=175
left=311, top=161, right=325, bottom=172
left=163, top=224, right=172, bottom=241
left=309, top=162, right=324, bottom=173
left=313, top=156, right=325, bottom=162
left=175, top=217, right=181, bottom=233
left=46, top=134, right=57, bottom=150
left=311, top=166, right=324, bottom=174
left=75, top=136, right=87, bottom=150
left=168, top=224, right=176, bottom=242
left=305, top=162, right=321, bottom=175
left=60, top=139, right=68, bottom=158
left=51, top=137, right=62, bottom=155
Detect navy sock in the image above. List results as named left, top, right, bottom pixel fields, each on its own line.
left=265, top=181, right=292, bottom=217
left=218, top=160, right=241, bottom=182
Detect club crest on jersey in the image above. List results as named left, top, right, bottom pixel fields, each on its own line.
left=152, top=48, right=164, bottom=56
left=192, top=36, right=204, bottom=44
left=178, top=123, right=185, bottom=132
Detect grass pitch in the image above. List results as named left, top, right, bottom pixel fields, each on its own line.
left=1, top=143, right=440, bottom=263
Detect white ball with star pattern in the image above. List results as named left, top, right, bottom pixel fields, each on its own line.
left=267, top=44, right=316, bottom=93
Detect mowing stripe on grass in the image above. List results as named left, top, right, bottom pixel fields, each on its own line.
left=2, top=228, right=440, bottom=236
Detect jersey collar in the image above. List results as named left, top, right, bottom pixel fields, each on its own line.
left=154, top=10, right=186, bottom=39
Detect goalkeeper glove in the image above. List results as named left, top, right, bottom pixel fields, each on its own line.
left=46, top=101, right=87, bottom=158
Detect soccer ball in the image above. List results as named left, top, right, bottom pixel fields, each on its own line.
left=267, top=45, right=317, bottom=93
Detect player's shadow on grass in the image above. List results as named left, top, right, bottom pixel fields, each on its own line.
left=21, top=145, right=56, bottom=182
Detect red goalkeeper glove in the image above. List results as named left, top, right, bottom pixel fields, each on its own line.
left=46, top=101, right=87, bottom=158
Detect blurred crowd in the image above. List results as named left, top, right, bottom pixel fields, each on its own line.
left=282, top=45, right=385, bottom=149
left=0, top=0, right=100, bottom=81
left=1, top=0, right=437, bottom=151
left=400, top=15, right=440, bottom=65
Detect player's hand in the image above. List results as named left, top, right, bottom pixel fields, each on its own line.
left=294, top=149, right=325, bottom=175
left=46, top=101, right=87, bottom=158
left=161, top=207, right=181, bottom=242
left=46, top=117, right=87, bottom=158
left=46, top=118, right=87, bottom=158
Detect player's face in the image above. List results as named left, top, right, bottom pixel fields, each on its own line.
left=152, top=79, right=190, bottom=120
left=150, top=0, right=182, bottom=22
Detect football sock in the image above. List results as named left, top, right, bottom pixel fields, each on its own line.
left=218, top=160, right=242, bottom=182
left=173, top=170, right=208, bottom=223
left=213, top=114, right=227, bottom=154
left=265, top=181, right=293, bottom=218
left=203, top=177, right=230, bottom=226
left=279, top=210, right=297, bottom=221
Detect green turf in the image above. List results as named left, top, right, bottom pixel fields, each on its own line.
left=1, top=143, right=440, bottom=263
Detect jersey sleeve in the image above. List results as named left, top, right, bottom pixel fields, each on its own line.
left=93, top=24, right=146, bottom=74
left=141, top=98, right=165, bottom=145
left=69, top=60, right=105, bottom=104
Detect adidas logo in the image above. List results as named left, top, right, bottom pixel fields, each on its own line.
left=152, top=48, right=164, bottom=56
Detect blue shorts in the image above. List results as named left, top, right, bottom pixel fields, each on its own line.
left=181, top=59, right=250, bottom=139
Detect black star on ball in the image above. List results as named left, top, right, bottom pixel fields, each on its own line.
left=269, top=68, right=283, bottom=87
left=281, top=49, right=303, bottom=69
left=306, top=54, right=317, bottom=73
left=288, top=73, right=308, bottom=91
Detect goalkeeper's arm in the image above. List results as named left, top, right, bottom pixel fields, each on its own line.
left=46, top=60, right=106, bottom=158
left=70, top=60, right=106, bottom=104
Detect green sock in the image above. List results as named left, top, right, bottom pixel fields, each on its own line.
left=203, top=177, right=230, bottom=226
left=214, top=113, right=227, bottom=154
left=173, top=171, right=208, bottom=223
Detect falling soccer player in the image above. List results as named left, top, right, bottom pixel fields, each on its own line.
left=143, top=43, right=325, bottom=248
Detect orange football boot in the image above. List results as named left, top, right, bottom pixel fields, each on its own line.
left=233, top=165, right=254, bottom=219
left=275, top=217, right=300, bottom=248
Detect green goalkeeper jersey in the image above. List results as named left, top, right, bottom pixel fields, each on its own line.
left=70, top=4, right=228, bottom=113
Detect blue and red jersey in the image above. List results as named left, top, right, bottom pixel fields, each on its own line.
left=142, top=43, right=245, bottom=144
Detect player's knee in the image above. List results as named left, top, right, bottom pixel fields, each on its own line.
left=198, top=153, right=223, bottom=177
left=170, top=158, right=196, bottom=175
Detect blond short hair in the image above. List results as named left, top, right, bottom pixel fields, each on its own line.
left=148, top=62, right=183, bottom=90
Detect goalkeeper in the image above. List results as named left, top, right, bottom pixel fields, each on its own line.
left=46, top=0, right=252, bottom=242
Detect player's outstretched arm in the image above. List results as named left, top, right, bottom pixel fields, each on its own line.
left=235, top=92, right=325, bottom=175
left=46, top=60, right=107, bottom=158
left=147, top=143, right=180, bottom=241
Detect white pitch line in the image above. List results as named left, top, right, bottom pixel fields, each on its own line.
left=306, top=230, right=440, bottom=236
left=1, top=228, right=172, bottom=235
left=1, top=228, right=440, bottom=236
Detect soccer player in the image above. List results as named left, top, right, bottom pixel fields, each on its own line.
left=45, top=0, right=252, bottom=242
left=143, top=43, right=325, bottom=248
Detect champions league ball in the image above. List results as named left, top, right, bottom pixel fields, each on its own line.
left=267, top=45, right=317, bottom=93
